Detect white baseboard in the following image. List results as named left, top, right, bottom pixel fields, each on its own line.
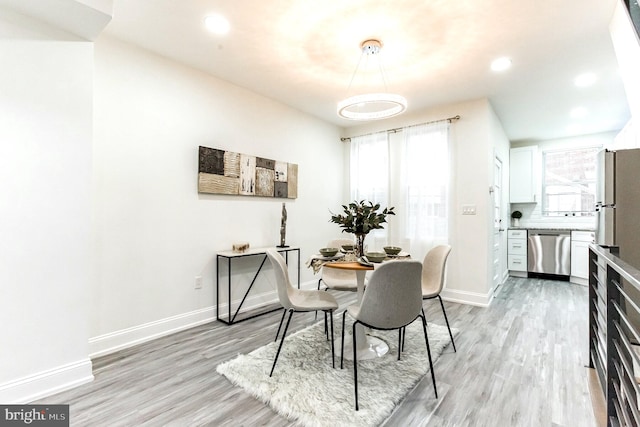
left=440, top=288, right=491, bottom=307
left=0, top=359, right=93, bottom=404
left=570, top=276, right=588, bottom=286
left=89, top=279, right=318, bottom=359
left=1, top=279, right=319, bottom=404
left=490, top=272, right=510, bottom=298
left=509, top=271, right=528, bottom=278
left=89, top=306, right=216, bottom=358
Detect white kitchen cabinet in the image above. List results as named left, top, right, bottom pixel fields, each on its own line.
left=509, top=146, right=537, bottom=203
left=508, top=229, right=528, bottom=276
left=570, top=231, right=595, bottom=285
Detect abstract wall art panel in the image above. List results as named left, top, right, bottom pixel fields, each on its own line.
left=287, top=163, right=298, bottom=198
left=198, top=146, right=298, bottom=199
left=224, top=151, right=240, bottom=178
left=275, top=161, right=287, bottom=182
left=198, top=173, right=239, bottom=195
left=239, top=153, right=256, bottom=196
left=255, top=167, right=275, bottom=197
left=274, top=181, right=288, bottom=198
left=256, top=157, right=275, bottom=170
left=199, top=146, right=225, bottom=175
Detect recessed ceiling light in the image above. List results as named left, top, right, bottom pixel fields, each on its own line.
left=491, top=57, right=512, bottom=72
left=570, top=107, right=588, bottom=118
left=204, top=14, right=230, bottom=35
left=574, top=73, right=597, bottom=87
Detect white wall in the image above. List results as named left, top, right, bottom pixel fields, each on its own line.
left=511, top=132, right=616, bottom=229
left=610, top=0, right=640, bottom=141
left=489, top=104, right=512, bottom=290
left=89, top=36, right=345, bottom=353
left=342, top=98, right=505, bottom=306
left=0, top=32, right=94, bottom=401
left=0, top=7, right=515, bottom=402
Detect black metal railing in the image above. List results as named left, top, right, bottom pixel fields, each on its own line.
left=589, top=244, right=640, bottom=426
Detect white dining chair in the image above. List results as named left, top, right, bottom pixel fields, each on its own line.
left=266, top=249, right=339, bottom=377
left=421, top=245, right=455, bottom=352
left=317, top=238, right=360, bottom=292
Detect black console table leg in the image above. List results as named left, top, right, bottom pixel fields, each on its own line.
left=216, top=247, right=301, bottom=325
left=228, top=257, right=232, bottom=324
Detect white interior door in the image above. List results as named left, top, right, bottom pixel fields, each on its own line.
left=493, top=156, right=504, bottom=294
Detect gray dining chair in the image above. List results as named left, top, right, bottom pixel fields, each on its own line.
left=266, top=249, right=338, bottom=377
left=421, top=245, right=455, bottom=352
left=340, top=260, right=437, bottom=410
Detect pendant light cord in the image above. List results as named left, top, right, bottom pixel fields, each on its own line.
left=344, top=51, right=365, bottom=97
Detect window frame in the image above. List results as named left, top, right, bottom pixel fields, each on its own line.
left=541, top=146, right=599, bottom=217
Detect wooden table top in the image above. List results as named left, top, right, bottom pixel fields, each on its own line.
left=323, top=261, right=374, bottom=271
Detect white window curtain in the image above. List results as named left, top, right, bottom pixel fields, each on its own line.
left=349, top=122, right=450, bottom=260
left=396, top=121, right=450, bottom=261
left=349, top=131, right=389, bottom=248
left=350, top=131, right=389, bottom=203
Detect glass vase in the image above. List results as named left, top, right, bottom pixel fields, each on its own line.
left=356, top=233, right=366, bottom=258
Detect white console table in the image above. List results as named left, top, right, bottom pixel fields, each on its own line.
left=216, top=246, right=300, bottom=325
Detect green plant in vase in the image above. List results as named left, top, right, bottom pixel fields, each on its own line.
left=329, top=200, right=395, bottom=258
left=511, top=210, right=522, bottom=227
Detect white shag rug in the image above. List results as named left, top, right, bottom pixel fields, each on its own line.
left=216, top=316, right=456, bottom=427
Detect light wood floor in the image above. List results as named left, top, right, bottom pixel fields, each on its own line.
left=40, top=277, right=596, bottom=426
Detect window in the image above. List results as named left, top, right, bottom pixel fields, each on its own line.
left=542, top=147, right=598, bottom=216
left=349, top=132, right=390, bottom=243
left=349, top=122, right=450, bottom=260
left=401, top=122, right=449, bottom=244
left=349, top=132, right=389, bottom=206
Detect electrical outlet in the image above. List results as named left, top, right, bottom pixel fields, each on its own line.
left=195, top=276, right=203, bottom=289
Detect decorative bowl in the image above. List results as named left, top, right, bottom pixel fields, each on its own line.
left=383, top=246, right=402, bottom=256
left=319, top=247, right=339, bottom=257
left=364, top=251, right=387, bottom=263
left=341, top=244, right=355, bottom=252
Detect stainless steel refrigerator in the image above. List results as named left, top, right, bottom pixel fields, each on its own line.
left=595, top=147, right=640, bottom=270
left=596, top=148, right=640, bottom=331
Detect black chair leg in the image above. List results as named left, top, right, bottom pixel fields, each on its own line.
left=420, top=313, right=438, bottom=398
left=401, top=326, right=406, bottom=352
left=324, top=311, right=329, bottom=339
left=270, top=309, right=294, bottom=377
left=340, top=310, right=347, bottom=369
left=274, top=308, right=286, bottom=342
left=315, top=279, right=322, bottom=320
left=329, top=310, right=335, bottom=368
left=352, top=321, right=359, bottom=411
left=438, top=295, right=456, bottom=352
left=397, top=328, right=402, bottom=360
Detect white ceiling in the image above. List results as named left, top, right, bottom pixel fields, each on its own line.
left=103, top=0, right=630, bottom=141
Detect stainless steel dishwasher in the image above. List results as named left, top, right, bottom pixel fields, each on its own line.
left=527, top=230, right=571, bottom=276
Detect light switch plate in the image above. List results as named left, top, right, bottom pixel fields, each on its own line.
left=462, top=204, right=477, bottom=215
